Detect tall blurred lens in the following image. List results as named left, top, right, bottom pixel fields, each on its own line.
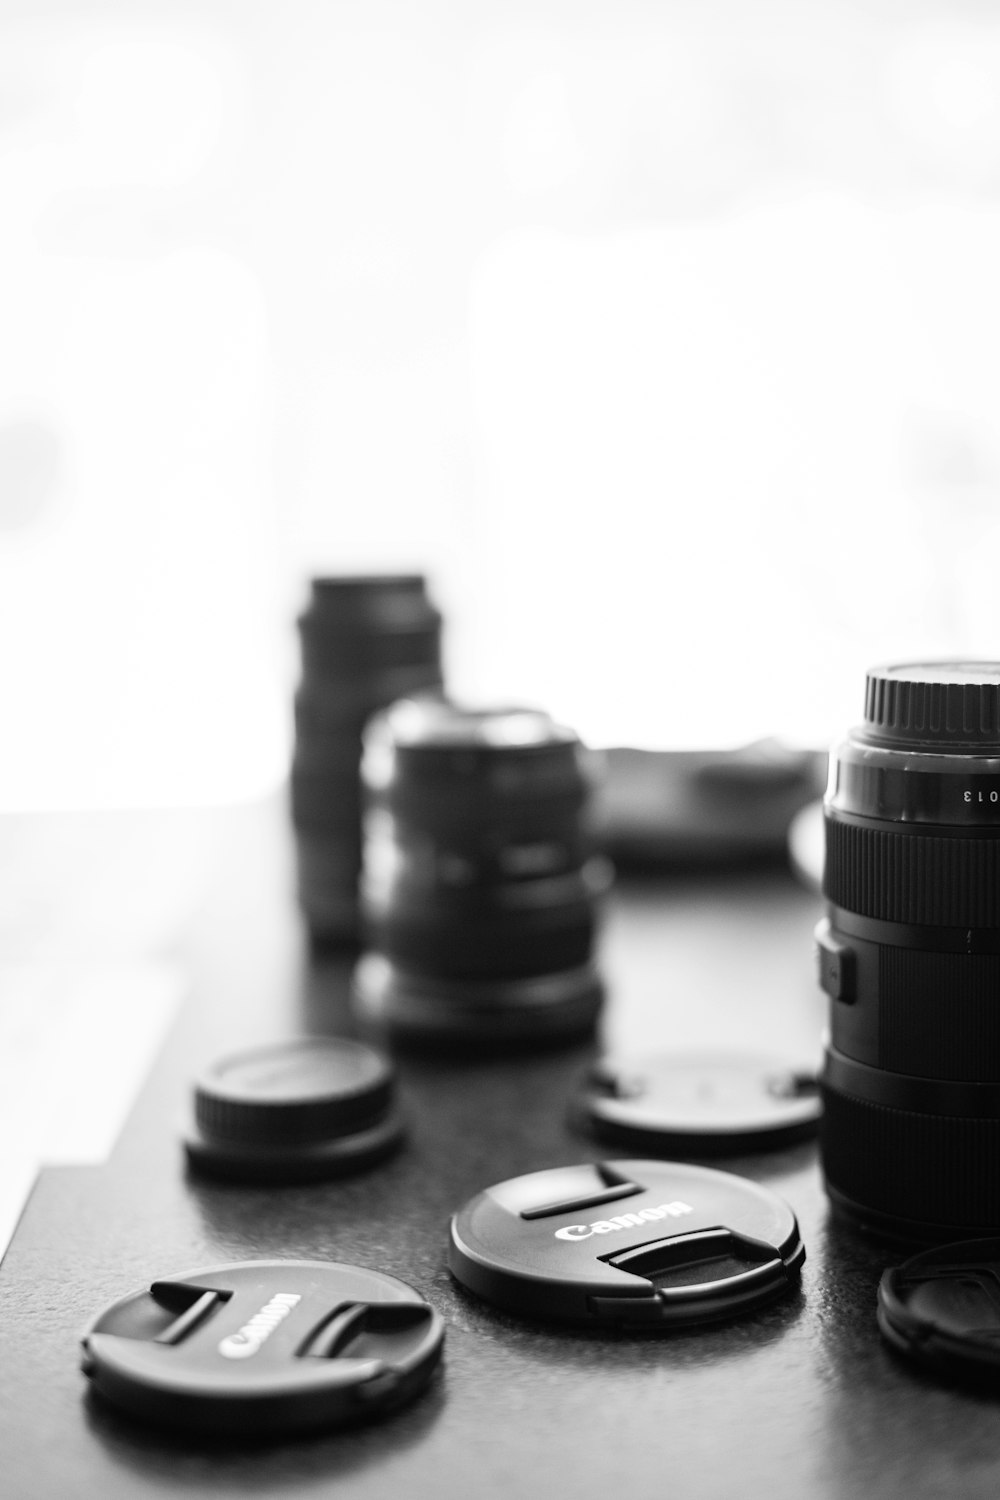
left=819, top=662, right=1000, bottom=1240
left=353, top=699, right=608, bottom=1046
left=291, top=577, right=443, bottom=944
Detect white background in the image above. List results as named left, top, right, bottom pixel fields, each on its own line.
left=2, top=0, right=1000, bottom=805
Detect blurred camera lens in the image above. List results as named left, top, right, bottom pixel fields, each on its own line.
left=291, top=576, right=443, bottom=944
left=819, top=662, right=1000, bottom=1240
left=353, top=698, right=608, bottom=1045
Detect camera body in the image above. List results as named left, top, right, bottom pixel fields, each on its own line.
left=819, top=663, right=1000, bottom=1241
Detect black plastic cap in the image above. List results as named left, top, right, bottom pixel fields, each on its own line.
left=575, top=1053, right=821, bottom=1155
left=863, top=663, right=1000, bottom=748
left=878, top=1239, right=1000, bottom=1379
left=81, top=1260, right=444, bottom=1437
left=449, top=1159, right=804, bottom=1329
left=185, top=1038, right=403, bottom=1183
left=303, top=575, right=441, bottom=635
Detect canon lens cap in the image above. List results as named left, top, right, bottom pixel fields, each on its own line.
left=449, top=1159, right=804, bottom=1328
left=81, top=1260, right=444, bottom=1437
left=185, top=1038, right=403, bottom=1183
left=575, top=1053, right=821, bottom=1155
left=878, top=1239, right=1000, bottom=1379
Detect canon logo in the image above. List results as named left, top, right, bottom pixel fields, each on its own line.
left=554, top=1201, right=694, bottom=1241
left=218, top=1292, right=301, bottom=1360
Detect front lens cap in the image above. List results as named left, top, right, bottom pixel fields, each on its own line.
left=449, top=1159, right=805, bottom=1328
left=576, top=1053, right=821, bottom=1155
left=185, top=1037, right=403, bottom=1183
left=878, top=1239, right=1000, bottom=1379
left=81, top=1260, right=444, bottom=1436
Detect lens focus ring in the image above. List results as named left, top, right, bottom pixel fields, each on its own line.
left=824, top=817, right=1000, bottom=928
left=821, top=1084, right=1000, bottom=1236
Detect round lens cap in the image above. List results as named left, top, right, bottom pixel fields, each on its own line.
left=449, top=1159, right=804, bottom=1328
left=575, top=1053, right=821, bottom=1155
left=878, top=1239, right=1000, bottom=1378
left=185, top=1038, right=403, bottom=1183
left=81, top=1260, right=444, bottom=1437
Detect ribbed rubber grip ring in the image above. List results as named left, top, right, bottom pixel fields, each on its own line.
left=823, top=818, right=1000, bottom=927
left=865, top=668, right=1000, bottom=746
left=821, top=1084, right=1000, bottom=1232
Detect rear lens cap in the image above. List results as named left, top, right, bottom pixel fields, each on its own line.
left=878, top=1239, right=1000, bottom=1379
left=449, top=1158, right=804, bottom=1328
left=185, top=1038, right=403, bottom=1183
left=81, top=1260, right=444, bottom=1437
left=575, top=1053, right=821, bottom=1155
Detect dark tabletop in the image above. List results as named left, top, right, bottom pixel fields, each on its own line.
left=3, top=798, right=998, bottom=1500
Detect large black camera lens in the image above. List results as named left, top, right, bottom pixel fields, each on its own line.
left=354, top=698, right=608, bottom=1046
left=819, top=662, right=1000, bottom=1240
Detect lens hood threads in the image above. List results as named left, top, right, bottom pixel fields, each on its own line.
left=353, top=699, right=609, bottom=1048
left=820, top=661, right=1000, bottom=1240
left=184, top=1037, right=404, bottom=1183
left=878, top=1239, right=1000, bottom=1380
left=575, top=1053, right=821, bottom=1155
left=291, top=576, right=444, bottom=946
left=448, top=1159, right=804, bottom=1328
left=81, top=1260, right=444, bottom=1436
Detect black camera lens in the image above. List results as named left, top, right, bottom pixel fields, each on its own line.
left=819, top=661, right=1000, bottom=1240
left=354, top=698, right=608, bottom=1045
left=290, top=576, right=443, bottom=945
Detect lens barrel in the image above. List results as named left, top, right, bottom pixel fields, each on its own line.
left=820, top=662, right=1000, bottom=1240
left=290, top=577, right=443, bottom=944
left=353, top=698, right=608, bottom=1046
